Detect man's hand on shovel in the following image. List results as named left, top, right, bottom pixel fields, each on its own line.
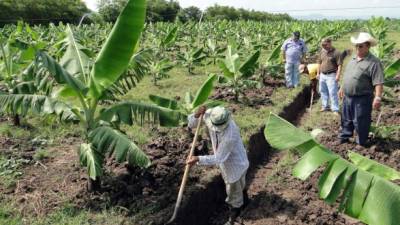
left=195, top=106, right=207, bottom=118
left=186, top=156, right=199, bottom=166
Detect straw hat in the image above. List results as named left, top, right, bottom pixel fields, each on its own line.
left=205, top=106, right=231, bottom=132
left=350, top=32, right=377, bottom=47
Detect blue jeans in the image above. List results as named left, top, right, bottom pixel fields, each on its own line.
left=319, top=73, right=339, bottom=112
left=339, top=95, right=372, bottom=146
left=285, top=62, right=300, bottom=87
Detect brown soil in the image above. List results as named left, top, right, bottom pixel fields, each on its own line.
left=0, top=129, right=85, bottom=217
left=0, top=123, right=212, bottom=225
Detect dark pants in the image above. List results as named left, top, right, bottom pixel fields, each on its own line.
left=310, top=79, right=318, bottom=96
left=339, top=95, right=372, bottom=146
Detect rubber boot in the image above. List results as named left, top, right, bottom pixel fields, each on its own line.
left=224, top=207, right=241, bottom=225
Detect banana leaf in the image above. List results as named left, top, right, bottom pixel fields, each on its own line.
left=89, top=0, right=146, bottom=99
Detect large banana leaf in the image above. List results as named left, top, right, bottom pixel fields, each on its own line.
left=149, top=95, right=179, bottom=110
left=264, top=112, right=314, bottom=150
left=60, top=25, right=91, bottom=81
left=220, top=45, right=239, bottom=78
left=105, top=50, right=150, bottom=98
left=265, top=44, right=281, bottom=66
left=98, top=101, right=181, bottom=127
left=384, top=58, right=400, bottom=79
left=79, top=143, right=103, bottom=180
left=264, top=113, right=400, bottom=225
left=293, top=145, right=338, bottom=180
left=89, top=0, right=146, bottom=99
left=0, top=94, right=46, bottom=115
left=191, top=73, right=217, bottom=109
left=358, top=176, right=400, bottom=225
left=348, top=151, right=400, bottom=181
left=89, top=126, right=150, bottom=168
left=36, top=51, right=87, bottom=95
left=239, top=50, right=260, bottom=78
left=218, top=59, right=235, bottom=78
left=161, top=26, right=178, bottom=47
left=0, top=94, right=77, bottom=121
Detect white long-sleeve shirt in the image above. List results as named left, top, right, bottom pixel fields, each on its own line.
left=188, top=113, right=249, bottom=183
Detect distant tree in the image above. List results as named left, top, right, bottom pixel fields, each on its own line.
left=0, top=0, right=89, bottom=25
left=97, top=0, right=126, bottom=22
left=178, top=6, right=202, bottom=23
left=98, top=0, right=180, bottom=22
left=204, top=4, right=292, bottom=22
left=147, top=0, right=180, bottom=22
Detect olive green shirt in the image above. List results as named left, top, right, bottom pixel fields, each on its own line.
left=318, top=48, right=342, bottom=74
left=342, top=53, right=384, bottom=96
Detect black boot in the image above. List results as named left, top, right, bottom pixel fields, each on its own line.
left=224, top=207, right=241, bottom=225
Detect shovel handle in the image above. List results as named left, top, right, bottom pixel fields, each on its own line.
left=376, top=109, right=383, bottom=127
left=167, top=114, right=203, bottom=224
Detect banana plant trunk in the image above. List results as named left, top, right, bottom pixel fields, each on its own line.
left=87, top=177, right=101, bottom=192
left=13, top=114, right=20, bottom=126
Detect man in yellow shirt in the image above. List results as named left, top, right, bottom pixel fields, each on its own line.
left=299, top=63, right=319, bottom=96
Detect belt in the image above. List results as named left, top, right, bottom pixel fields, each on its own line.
left=322, top=70, right=337, bottom=74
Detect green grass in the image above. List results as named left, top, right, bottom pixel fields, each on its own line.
left=387, top=31, right=400, bottom=48
left=0, top=201, right=127, bottom=225
left=33, top=149, right=51, bottom=161
left=0, top=123, right=29, bottom=139
left=0, top=200, right=22, bottom=225
left=0, top=156, right=28, bottom=189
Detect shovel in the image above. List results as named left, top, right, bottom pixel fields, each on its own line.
left=166, top=114, right=203, bottom=224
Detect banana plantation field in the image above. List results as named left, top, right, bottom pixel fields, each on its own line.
left=1, top=0, right=400, bottom=224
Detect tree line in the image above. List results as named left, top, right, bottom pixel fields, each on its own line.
left=0, top=0, right=89, bottom=25
left=0, top=0, right=293, bottom=26
left=99, top=1, right=293, bottom=23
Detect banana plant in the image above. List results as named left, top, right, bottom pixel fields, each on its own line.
left=0, top=0, right=178, bottom=191
left=0, top=22, right=50, bottom=126
left=148, top=58, right=174, bottom=86
left=205, top=38, right=225, bottom=65
left=149, top=73, right=218, bottom=125
left=265, top=113, right=400, bottom=225
left=177, top=47, right=205, bottom=74
left=154, top=25, right=178, bottom=59
left=259, top=43, right=283, bottom=79
left=365, top=17, right=400, bottom=97
left=218, top=45, right=260, bottom=102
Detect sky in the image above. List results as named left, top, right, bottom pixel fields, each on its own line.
left=82, top=0, right=400, bottom=19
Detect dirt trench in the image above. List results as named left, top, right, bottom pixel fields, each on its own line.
left=171, top=86, right=311, bottom=225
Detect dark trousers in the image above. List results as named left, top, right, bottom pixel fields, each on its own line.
left=310, top=79, right=318, bottom=96
left=339, top=95, right=372, bottom=146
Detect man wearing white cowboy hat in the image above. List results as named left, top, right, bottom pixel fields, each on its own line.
left=338, top=32, right=384, bottom=148
left=187, top=106, right=249, bottom=225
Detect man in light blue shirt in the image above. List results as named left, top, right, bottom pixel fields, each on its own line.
left=281, top=31, right=308, bottom=88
